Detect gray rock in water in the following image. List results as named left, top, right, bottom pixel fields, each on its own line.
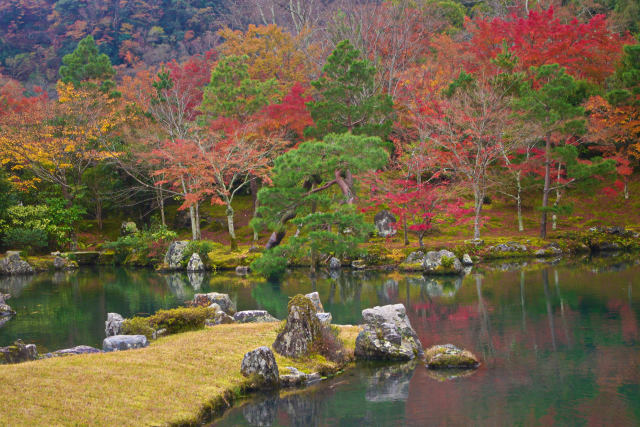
left=234, top=310, right=278, bottom=323
left=43, top=345, right=102, bottom=358
left=105, top=313, right=124, bottom=337
left=316, top=312, right=332, bottom=327
left=193, top=292, right=236, bottom=315
left=280, top=366, right=322, bottom=388
left=0, top=293, right=15, bottom=321
left=304, top=292, right=324, bottom=312
left=0, top=339, right=38, bottom=364
left=186, top=253, right=205, bottom=272
left=235, top=265, right=250, bottom=275
left=355, top=303, right=423, bottom=361
left=328, top=257, right=341, bottom=270
left=240, top=346, right=279, bottom=388
left=423, top=250, right=463, bottom=275
left=163, top=240, right=189, bottom=270
left=374, top=210, right=397, bottom=237
left=103, top=335, right=149, bottom=352
left=273, top=296, right=321, bottom=358
left=425, top=344, right=480, bottom=369
left=0, top=251, right=34, bottom=276
left=462, top=253, right=473, bottom=266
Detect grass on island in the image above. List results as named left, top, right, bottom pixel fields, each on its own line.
left=0, top=323, right=360, bottom=426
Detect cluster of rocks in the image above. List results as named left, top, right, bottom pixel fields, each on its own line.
left=400, top=250, right=471, bottom=275
left=0, top=339, right=38, bottom=364
left=0, top=251, right=34, bottom=276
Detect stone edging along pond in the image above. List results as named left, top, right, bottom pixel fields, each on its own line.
left=0, top=290, right=481, bottom=426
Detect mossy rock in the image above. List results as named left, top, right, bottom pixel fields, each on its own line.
left=25, top=256, right=55, bottom=272
left=398, top=262, right=423, bottom=271
left=66, top=251, right=100, bottom=265
left=425, top=344, right=479, bottom=369
left=97, top=251, right=115, bottom=265
left=207, top=246, right=261, bottom=270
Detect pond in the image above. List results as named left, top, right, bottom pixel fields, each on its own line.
left=1, top=256, right=639, bottom=425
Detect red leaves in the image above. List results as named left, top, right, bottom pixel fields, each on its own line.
left=467, top=7, right=628, bottom=84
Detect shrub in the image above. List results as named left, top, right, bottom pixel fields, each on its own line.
left=251, top=248, right=288, bottom=280
left=440, top=255, right=455, bottom=269
left=104, top=226, right=177, bottom=265
left=121, top=317, right=156, bottom=340
left=2, top=228, right=48, bottom=253
left=149, top=306, right=216, bottom=335
left=312, top=325, right=348, bottom=364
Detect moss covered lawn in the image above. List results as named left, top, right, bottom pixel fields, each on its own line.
left=0, top=323, right=360, bottom=426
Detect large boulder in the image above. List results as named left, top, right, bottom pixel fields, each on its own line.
left=205, top=303, right=235, bottom=326
left=273, top=295, right=322, bottom=358
left=355, top=303, right=423, bottom=361
left=304, top=292, right=324, bottom=312
left=163, top=240, right=189, bottom=270
left=233, top=310, right=278, bottom=323
left=103, top=335, right=149, bottom=352
left=0, top=339, right=38, bottom=364
left=328, top=257, right=341, bottom=270
left=105, top=312, right=124, bottom=337
left=193, top=292, right=236, bottom=315
left=422, top=250, right=463, bottom=275
left=0, top=251, right=34, bottom=276
left=316, top=312, right=332, bottom=327
left=240, top=346, right=279, bottom=388
left=374, top=210, right=397, bottom=238
left=186, top=253, right=205, bottom=272
left=424, top=344, right=480, bottom=369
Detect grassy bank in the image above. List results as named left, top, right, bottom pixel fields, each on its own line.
left=0, top=323, right=360, bottom=426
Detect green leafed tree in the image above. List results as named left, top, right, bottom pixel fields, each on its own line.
left=305, top=40, right=394, bottom=139
left=251, top=132, right=389, bottom=277
left=59, top=35, right=116, bottom=93
left=200, top=55, right=278, bottom=122
left=513, top=64, right=593, bottom=238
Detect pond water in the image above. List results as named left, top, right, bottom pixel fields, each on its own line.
left=1, top=256, right=639, bottom=425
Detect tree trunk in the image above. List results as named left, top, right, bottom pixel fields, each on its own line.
left=189, top=205, right=198, bottom=241
left=516, top=171, right=524, bottom=232
left=335, top=169, right=355, bottom=204
left=96, top=199, right=103, bottom=231
left=226, top=204, right=238, bottom=251
left=195, top=202, right=201, bottom=240
left=552, top=163, right=562, bottom=231
left=250, top=179, right=260, bottom=243
left=473, top=185, right=484, bottom=240
left=624, top=180, right=629, bottom=200
left=157, top=188, right=166, bottom=227
left=403, top=214, right=409, bottom=246
left=418, top=232, right=424, bottom=248
left=540, top=136, right=552, bottom=239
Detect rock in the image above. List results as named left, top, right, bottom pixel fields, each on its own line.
left=0, top=339, right=38, bottom=364
left=489, top=242, right=528, bottom=256
left=355, top=303, right=423, bottom=361
left=233, top=310, right=278, bottom=323
left=205, top=304, right=236, bottom=326
left=462, top=253, right=473, bottom=266
left=193, top=292, right=236, bottom=314
left=328, top=257, right=342, bottom=270
left=351, top=259, right=366, bottom=269
left=53, top=256, right=66, bottom=270
left=102, top=335, right=149, bottom=352
left=235, top=265, right=250, bottom=275
left=405, top=251, right=425, bottom=264
left=163, top=240, right=189, bottom=270
left=273, top=295, right=322, bottom=358
left=240, top=346, right=279, bottom=388
left=43, top=345, right=102, bottom=358
left=424, top=344, right=480, bottom=369
left=316, top=312, right=332, bottom=326
left=186, top=253, right=205, bottom=272
left=422, top=250, right=463, bottom=275
left=374, top=210, right=397, bottom=237
left=120, top=221, right=138, bottom=236
left=279, top=366, right=322, bottom=388
left=0, top=251, right=34, bottom=276
left=304, top=292, right=324, bottom=312
left=105, top=312, right=124, bottom=337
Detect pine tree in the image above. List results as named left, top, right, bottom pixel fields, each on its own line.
left=59, top=36, right=116, bottom=93
left=305, top=40, right=394, bottom=139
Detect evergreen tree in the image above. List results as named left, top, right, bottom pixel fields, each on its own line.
left=305, top=40, right=394, bottom=139
left=59, top=35, right=116, bottom=93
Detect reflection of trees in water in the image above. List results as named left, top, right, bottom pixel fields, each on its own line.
left=405, top=275, right=462, bottom=300
left=376, top=279, right=398, bottom=305
left=475, top=274, right=495, bottom=359
left=0, top=274, right=35, bottom=297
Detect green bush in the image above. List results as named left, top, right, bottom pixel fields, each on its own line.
left=121, top=317, right=156, bottom=340
left=181, top=240, right=224, bottom=268
left=251, top=248, right=288, bottom=280
left=122, top=306, right=217, bottom=339
left=2, top=228, right=48, bottom=253
left=440, top=255, right=455, bottom=269
left=104, top=226, right=177, bottom=265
